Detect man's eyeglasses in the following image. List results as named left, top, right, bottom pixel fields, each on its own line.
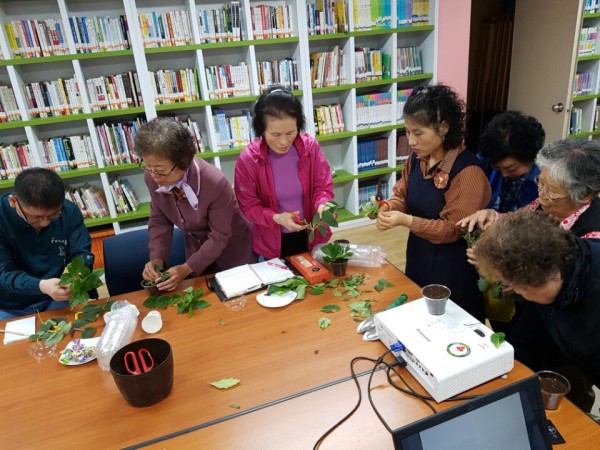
left=15, top=196, right=62, bottom=224
left=138, top=162, right=177, bottom=177
left=533, top=176, right=569, bottom=202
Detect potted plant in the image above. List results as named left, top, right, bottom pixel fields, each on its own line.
left=321, top=241, right=353, bottom=276
left=141, top=267, right=171, bottom=297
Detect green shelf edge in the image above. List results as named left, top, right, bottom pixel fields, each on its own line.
left=572, top=93, right=600, bottom=102
left=112, top=202, right=151, bottom=223
left=0, top=49, right=134, bottom=66
left=584, top=12, right=600, bottom=19
left=578, top=54, right=600, bottom=62
left=336, top=208, right=358, bottom=223
left=307, top=24, right=433, bottom=41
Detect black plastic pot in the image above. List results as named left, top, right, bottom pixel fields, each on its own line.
left=330, top=260, right=348, bottom=276
left=110, top=338, right=174, bottom=407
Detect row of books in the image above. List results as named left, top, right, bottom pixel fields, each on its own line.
left=310, top=45, right=347, bottom=88
left=41, top=134, right=96, bottom=172
left=96, top=119, right=145, bottom=166
left=573, top=72, right=594, bottom=97
left=570, top=107, right=583, bottom=135
left=257, top=58, right=299, bottom=92
left=69, top=16, right=130, bottom=53
left=24, top=77, right=83, bottom=118
left=314, top=103, right=345, bottom=135
left=149, top=68, right=200, bottom=104
left=5, top=18, right=69, bottom=58
left=353, top=0, right=392, bottom=30
left=0, top=85, right=21, bottom=122
left=396, top=133, right=412, bottom=162
left=356, top=92, right=394, bottom=130
left=250, top=4, right=294, bottom=40
left=355, top=48, right=386, bottom=82
left=86, top=71, right=143, bottom=112
left=139, top=10, right=193, bottom=48
left=399, top=0, right=431, bottom=26
left=579, top=26, right=598, bottom=57
left=358, top=179, right=389, bottom=207
left=307, top=0, right=348, bottom=35
left=205, top=62, right=251, bottom=99
left=585, top=0, right=600, bottom=14
left=198, top=2, right=244, bottom=43
left=66, top=184, right=109, bottom=219
left=109, top=178, right=141, bottom=214
left=213, top=109, right=253, bottom=150
left=0, top=142, right=35, bottom=179
left=398, top=46, right=423, bottom=76
left=357, top=136, right=389, bottom=172
left=397, top=88, right=413, bottom=123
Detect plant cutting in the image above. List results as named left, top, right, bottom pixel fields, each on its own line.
left=360, top=198, right=390, bottom=219
left=321, top=241, right=353, bottom=276
left=59, top=255, right=105, bottom=309
left=291, top=200, right=339, bottom=243
left=143, top=286, right=211, bottom=317
left=141, top=266, right=171, bottom=296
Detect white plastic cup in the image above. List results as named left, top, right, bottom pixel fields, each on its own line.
left=141, top=310, right=163, bottom=334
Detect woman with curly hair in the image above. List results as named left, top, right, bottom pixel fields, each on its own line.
left=376, top=84, right=491, bottom=321
left=474, top=209, right=600, bottom=411
left=478, top=110, right=545, bottom=213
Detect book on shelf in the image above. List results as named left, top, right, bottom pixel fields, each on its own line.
left=0, top=85, right=21, bottom=122
left=69, top=15, right=130, bottom=53
left=250, top=3, right=294, bottom=40
left=109, top=177, right=140, bottom=214
left=396, top=133, right=411, bottom=162
left=138, top=10, right=193, bottom=48
left=198, top=2, right=244, bottom=43
left=214, top=258, right=295, bottom=299
left=5, top=18, right=69, bottom=58
left=0, top=142, right=34, bottom=179
left=96, top=118, right=146, bottom=166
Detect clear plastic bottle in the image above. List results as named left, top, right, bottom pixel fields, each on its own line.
left=96, top=302, right=138, bottom=371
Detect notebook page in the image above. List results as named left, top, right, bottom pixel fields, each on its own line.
left=214, top=264, right=263, bottom=298
left=250, top=258, right=294, bottom=285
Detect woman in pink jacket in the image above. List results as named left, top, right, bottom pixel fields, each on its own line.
left=235, top=86, right=334, bottom=259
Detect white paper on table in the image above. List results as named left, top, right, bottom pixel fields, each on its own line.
left=3, top=316, right=35, bottom=344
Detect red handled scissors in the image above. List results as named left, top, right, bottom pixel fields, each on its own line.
left=124, top=348, right=155, bottom=375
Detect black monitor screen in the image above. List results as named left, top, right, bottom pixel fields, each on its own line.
left=392, top=376, right=551, bottom=450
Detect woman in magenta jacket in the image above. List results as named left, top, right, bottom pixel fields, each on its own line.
left=235, top=86, right=334, bottom=259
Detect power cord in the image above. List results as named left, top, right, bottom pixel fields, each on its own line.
left=312, top=350, right=395, bottom=450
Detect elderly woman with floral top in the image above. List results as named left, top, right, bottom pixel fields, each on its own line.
left=376, top=85, right=491, bottom=322
left=458, top=138, right=600, bottom=239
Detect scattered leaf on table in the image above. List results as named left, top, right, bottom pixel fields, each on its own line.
left=210, top=378, right=240, bottom=389
left=318, top=317, right=331, bottom=330
left=229, top=403, right=241, bottom=409
left=219, top=318, right=226, bottom=325
left=320, top=305, right=341, bottom=313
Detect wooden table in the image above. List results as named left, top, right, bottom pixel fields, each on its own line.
left=1, top=263, right=598, bottom=449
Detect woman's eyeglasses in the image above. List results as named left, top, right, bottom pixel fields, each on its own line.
left=533, top=176, right=569, bottom=202
left=138, top=162, right=177, bottom=177
left=15, top=197, right=62, bottom=224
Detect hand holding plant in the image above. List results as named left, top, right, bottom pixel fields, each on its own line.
left=59, top=255, right=104, bottom=309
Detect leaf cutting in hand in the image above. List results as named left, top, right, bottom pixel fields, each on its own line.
left=210, top=378, right=241, bottom=389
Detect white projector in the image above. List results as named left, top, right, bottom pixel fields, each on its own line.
left=374, top=298, right=514, bottom=402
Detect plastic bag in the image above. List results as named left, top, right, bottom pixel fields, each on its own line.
left=311, top=243, right=387, bottom=268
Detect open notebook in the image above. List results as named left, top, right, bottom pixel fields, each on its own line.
left=214, top=258, right=295, bottom=299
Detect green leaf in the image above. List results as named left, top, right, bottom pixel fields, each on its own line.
left=229, top=403, right=241, bottom=409
left=309, top=229, right=315, bottom=243
left=318, top=317, right=332, bottom=330
left=309, top=287, right=324, bottom=295
left=210, top=378, right=241, bottom=389
left=321, top=211, right=337, bottom=227
left=143, top=297, right=158, bottom=308
left=490, top=332, right=506, bottom=348
left=327, top=278, right=339, bottom=288
left=296, top=284, right=307, bottom=300
left=374, top=284, right=384, bottom=292
left=82, top=327, right=95, bottom=338
left=320, top=305, right=341, bottom=313
left=477, top=278, right=489, bottom=292
left=195, top=300, right=211, bottom=310
left=332, top=290, right=342, bottom=297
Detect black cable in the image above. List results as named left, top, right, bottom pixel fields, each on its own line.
left=312, top=351, right=393, bottom=450
left=366, top=350, right=395, bottom=433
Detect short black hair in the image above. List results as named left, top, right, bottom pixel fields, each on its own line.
left=252, top=84, right=305, bottom=137
left=479, top=111, right=545, bottom=164
left=134, top=117, right=196, bottom=169
left=14, top=168, right=65, bottom=209
left=403, top=84, right=465, bottom=150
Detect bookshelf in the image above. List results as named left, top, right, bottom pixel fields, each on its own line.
left=0, top=0, right=437, bottom=233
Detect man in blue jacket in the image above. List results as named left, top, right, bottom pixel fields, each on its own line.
left=0, top=168, right=95, bottom=319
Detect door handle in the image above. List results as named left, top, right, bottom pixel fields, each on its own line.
left=551, top=103, right=564, bottom=113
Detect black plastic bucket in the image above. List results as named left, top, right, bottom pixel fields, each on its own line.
left=110, top=338, right=174, bottom=407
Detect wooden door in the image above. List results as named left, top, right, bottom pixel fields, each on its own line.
left=507, top=0, right=583, bottom=142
